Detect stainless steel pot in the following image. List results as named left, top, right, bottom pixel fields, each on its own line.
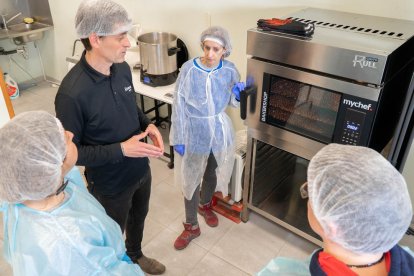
left=138, top=32, right=179, bottom=75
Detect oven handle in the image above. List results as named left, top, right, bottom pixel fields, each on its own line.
left=240, top=86, right=256, bottom=120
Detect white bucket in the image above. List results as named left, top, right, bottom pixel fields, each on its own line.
left=4, top=73, right=19, bottom=99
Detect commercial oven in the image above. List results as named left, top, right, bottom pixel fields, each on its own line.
left=240, top=8, right=414, bottom=245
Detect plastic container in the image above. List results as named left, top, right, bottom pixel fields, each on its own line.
left=4, top=73, right=19, bottom=99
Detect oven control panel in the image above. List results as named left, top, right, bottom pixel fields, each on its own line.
left=334, top=95, right=376, bottom=146
left=340, top=108, right=365, bottom=145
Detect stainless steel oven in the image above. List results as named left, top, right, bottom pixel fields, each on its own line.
left=240, top=8, right=414, bottom=245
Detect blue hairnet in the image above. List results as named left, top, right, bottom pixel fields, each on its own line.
left=307, top=144, right=412, bottom=254
left=75, top=0, right=132, bottom=39
left=200, top=26, right=232, bottom=57
left=0, top=111, right=66, bottom=202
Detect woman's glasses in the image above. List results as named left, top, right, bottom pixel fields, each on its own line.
left=55, top=179, right=69, bottom=195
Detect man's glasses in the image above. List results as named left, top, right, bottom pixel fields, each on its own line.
left=300, top=182, right=308, bottom=199
left=55, top=179, right=69, bottom=195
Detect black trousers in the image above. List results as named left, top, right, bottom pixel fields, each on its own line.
left=87, top=169, right=151, bottom=259
left=185, top=152, right=218, bottom=225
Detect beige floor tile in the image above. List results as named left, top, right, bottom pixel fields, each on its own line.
left=400, top=234, right=414, bottom=249
left=142, top=228, right=208, bottom=276
left=147, top=180, right=185, bottom=227
left=149, top=157, right=174, bottom=186
left=277, top=232, right=320, bottom=259
left=188, top=253, right=249, bottom=276
left=142, top=217, right=168, bottom=248
left=210, top=213, right=290, bottom=275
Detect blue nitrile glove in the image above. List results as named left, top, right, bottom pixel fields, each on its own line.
left=174, top=145, right=185, bottom=156
left=232, top=82, right=246, bottom=101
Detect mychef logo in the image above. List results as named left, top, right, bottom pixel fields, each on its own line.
left=353, top=55, right=378, bottom=69
left=261, top=91, right=268, bottom=122
left=343, top=99, right=372, bottom=111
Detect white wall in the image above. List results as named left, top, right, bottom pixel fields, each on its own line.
left=44, top=0, right=414, bottom=82
left=17, top=0, right=414, bottom=196
left=44, top=0, right=414, bottom=129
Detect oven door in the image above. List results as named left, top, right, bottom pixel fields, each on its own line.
left=244, top=58, right=381, bottom=159
left=243, top=135, right=322, bottom=244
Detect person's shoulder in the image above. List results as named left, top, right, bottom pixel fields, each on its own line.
left=393, top=244, right=414, bottom=260
left=222, top=59, right=236, bottom=68
left=221, top=60, right=238, bottom=73
left=389, top=244, right=414, bottom=274
left=181, top=59, right=195, bottom=71
left=60, top=63, right=83, bottom=87
left=177, top=59, right=196, bottom=79
left=114, top=61, right=132, bottom=74
left=58, top=63, right=89, bottom=97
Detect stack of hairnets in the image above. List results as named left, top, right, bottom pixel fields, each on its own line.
left=307, top=143, right=412, bottom=254
left=0, top=111, right=66, bottom=203
left=75, top=0, right=132, bottom=38
left=200, top=26, right=232, bottom=58
left=257, top=18, right=315, bottom=37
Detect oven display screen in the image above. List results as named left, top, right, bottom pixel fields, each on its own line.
left=346, top=124, right=359, bottom=131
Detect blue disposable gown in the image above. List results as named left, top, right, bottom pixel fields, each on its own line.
left=256, top=256, right=311, bottom=276
left=170, top=58, right=240, bottom=200
left=1, top=167, right=144, bottom=276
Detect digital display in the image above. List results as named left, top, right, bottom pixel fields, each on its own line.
left=346, top=124, right=359, bottom=131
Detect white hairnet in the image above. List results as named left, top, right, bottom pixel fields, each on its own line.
left=75, top=0, right=132, bottom=39
left=0, top=111, right=66, bottom=203
left=200, top=26, right=232, bottom=58
left=308, top=143, right=412, bottom=254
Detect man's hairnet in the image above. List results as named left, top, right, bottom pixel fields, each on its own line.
left=307, top=143, right=412, bottom=254
left=200, top=26, right=232, bottom=58
left=0, top=111, right=66, bottom=203
left=75, top=0, right=132, bottom=39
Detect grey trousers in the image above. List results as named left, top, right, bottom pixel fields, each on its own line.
left=185, top=152, right=218, bottom=226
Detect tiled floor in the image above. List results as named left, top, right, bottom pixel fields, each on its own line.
left=0, top=81, right=321, bottom=275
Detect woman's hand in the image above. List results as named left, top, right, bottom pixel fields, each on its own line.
left=174, top=145, right=185, bottom=156
left=232, top=82, right=246, bottom=101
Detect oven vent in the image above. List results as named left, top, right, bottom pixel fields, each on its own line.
left=287, top=17, right=405, bottom=39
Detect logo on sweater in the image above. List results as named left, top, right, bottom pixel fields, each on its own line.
left=124, top=85, right=132, bottom=93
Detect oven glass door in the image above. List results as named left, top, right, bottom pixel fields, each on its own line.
left=262, top=73, right=342, bottom=144
left=250, top=139, right=319, bottom=240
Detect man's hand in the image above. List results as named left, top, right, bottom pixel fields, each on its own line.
left=145, top=124, right=165, bottom=152
left=121, top=131, right=163, bottom=158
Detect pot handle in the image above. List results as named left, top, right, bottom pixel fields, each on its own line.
left=168, top=47, right=181, bottom=56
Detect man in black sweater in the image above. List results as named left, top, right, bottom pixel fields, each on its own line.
left=55, top=0, right=165, bottom=274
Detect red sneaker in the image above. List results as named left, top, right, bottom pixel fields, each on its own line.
left=174, top=223, right=201, bottom=250
left=198, top=202, right=218, bottom=227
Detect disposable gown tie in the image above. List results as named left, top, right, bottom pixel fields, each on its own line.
left=170, top=58, right=240, bottom=200
left=1, top=166, right=144, bottom=276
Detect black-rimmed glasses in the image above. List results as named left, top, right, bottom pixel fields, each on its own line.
left=56, top=179, right=69, bottom=195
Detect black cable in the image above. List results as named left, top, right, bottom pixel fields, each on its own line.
left=0, top=48, right=17, bottom=55
left=406, top=227, right=414, bottom=235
